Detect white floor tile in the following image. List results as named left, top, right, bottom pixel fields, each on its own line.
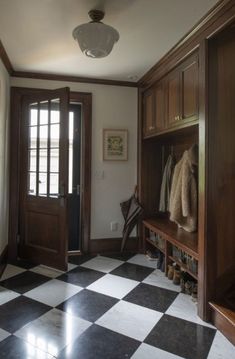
left=143, top=269, right=181, bottom=292
left=166, top=293, right=215, bottom=328
left=0, top=264, right=26, bottom=280
left=67, top=263, right=78, bottom=271
left=15, top=308, right=91, bottom=357
left=24, top=279, right=83, bottom=306
left=131, top=343, right=184, bottom=359
left=127, top=254, right=158, bottom=269
left=80, top=255, right=123, bottom=273
left=207, top=331, right=235, bottom=359
left=96, top=300, right=162, bottom=341
left=0, top=328, right=10, bottom=342
left=30, top=265, right=64, bottom=278
left=0, top=286, right=20, bottom=305
left=87, top=274, right=138, bottom=299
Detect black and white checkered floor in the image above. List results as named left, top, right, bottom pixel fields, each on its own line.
left=0, top=253, right=234, bottom=358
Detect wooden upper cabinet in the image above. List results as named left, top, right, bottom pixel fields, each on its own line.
left=142, top=52, right=199, bottom=138
left=154, top=81, right=165, bottom=132
left=143, top=81, right=165, bottom=137
left=181, top=55, right=199, bottom=121
left=143, top=88, right=155, bottom=136
left=166, top=53, right=199, bottom=128
left=167, top=70, right=181, bottom=126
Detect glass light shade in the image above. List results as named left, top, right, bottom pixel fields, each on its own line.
left=73, top=22, right=119, bottom=58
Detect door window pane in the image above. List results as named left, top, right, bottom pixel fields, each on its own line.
left=39, top=125, right=48, bottom=148
left=29, top=126, right=37, bottom=149
left=39, top=149, right=48, bottom=172
left=50, top=148, right=59, bottom=172
left=51, top=99, right=60, bottom=124
left=50, top=124, right=60, bottom=148
left=50, top=173, right=59, bottom=197
left=29, top=150, right=37, bottom=172
left=40, top=101, right=49, bottom=125
left=30, top=108, right=38, bottom=126
left=39, top=173, right=47, bottom=196
left=28, top=172, right=36, bottom=195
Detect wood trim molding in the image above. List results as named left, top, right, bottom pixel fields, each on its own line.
left=12, top=71, right=138, bottom=88
left=0, top=39, right=14, bottom=75
left=0, top=245, right=8, bottom=278
left=89, top=237, right=139, bottom=254
left=8, top=87, right=92, bottom=260
left=138, top=0, right=235, bottom=88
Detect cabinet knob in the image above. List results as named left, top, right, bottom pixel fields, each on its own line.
left=149, top=126, right=154, bottom=130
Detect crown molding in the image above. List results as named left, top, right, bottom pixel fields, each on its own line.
left=0, top=39, right=14, bottom=75
left=11, top=70, right=138, bottom=88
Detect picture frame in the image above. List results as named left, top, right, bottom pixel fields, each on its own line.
left=103, top=129, right=128, bottom=161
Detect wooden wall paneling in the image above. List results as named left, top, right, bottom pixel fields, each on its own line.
left=141, top=139, right=163, bottom=217
left=208, top=25, right=235, bottom=300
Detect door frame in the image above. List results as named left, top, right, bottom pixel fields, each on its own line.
left=8, top=87, right=92, bottom=260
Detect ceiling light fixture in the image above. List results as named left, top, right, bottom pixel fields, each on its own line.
left=72, top=9, right=119, bottom=59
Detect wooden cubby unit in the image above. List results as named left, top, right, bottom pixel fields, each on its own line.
left=143, top=217, right=198, bottom=280
left=138, top=0, right=235, bottom=343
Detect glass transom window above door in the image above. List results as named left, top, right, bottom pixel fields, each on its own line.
left=27, top=99, right=73, bottom=198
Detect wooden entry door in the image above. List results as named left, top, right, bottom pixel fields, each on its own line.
left=19, top=88, right=70, bottom=270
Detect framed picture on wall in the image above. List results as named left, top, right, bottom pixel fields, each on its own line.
left=103, top=129, right=128, bottom=161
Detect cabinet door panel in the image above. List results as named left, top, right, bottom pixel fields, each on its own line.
left=143, top=90, right=155, bottom=136
left=154, top=82, right=165, bottom=132
left=182, top=59, right=199, bottom=120
left=167, top=71, right=180, bottom=126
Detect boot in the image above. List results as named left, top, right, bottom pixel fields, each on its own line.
left=173, top=268, right=181, bottom=285
left=168, top=265, right=174, bottom=280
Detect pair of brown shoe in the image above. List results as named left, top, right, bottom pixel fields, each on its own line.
left=168, top=264, right=181, bottom=285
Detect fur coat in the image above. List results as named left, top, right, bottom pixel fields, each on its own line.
left=159, top=154, right=175, bottom=212
left=169, top=145, right=198, bottom=232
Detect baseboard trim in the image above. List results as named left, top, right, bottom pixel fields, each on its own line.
left=0, top=245, right=8, bottom=278
left=89, top=237, right=139, bottom=255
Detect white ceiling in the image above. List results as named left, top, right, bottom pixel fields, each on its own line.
left=0, top=0, right=218, bottom=81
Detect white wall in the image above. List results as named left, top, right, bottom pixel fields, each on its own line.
left=11, top=77, right=138, bottom=240
left=0, top=59, right=10, bottom=255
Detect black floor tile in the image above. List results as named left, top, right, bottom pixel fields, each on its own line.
left=123, top=283, right=178, bottom=312
left=8, top=259, right=36, bottom=269
left=68, top=255, right=95, bottom=265
left=145, top=314, right=216, bottom=359
left=0, top=335, right=53, bottom=359
left=57, top=289, right=118, bottom=322
left=57, top=266, right=105, bottom=287
left=0, top=271, right=50, bottom=294
left=58, top=324, right=140, bottom=359
left=103, top=252, right=136, bottom=261
left=0, top=296, right=51, bottom=332
left=110, top=262, right=154, bottom=281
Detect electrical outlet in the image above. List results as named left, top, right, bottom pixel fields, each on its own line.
left=110, top=221, right=118, bottom=232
